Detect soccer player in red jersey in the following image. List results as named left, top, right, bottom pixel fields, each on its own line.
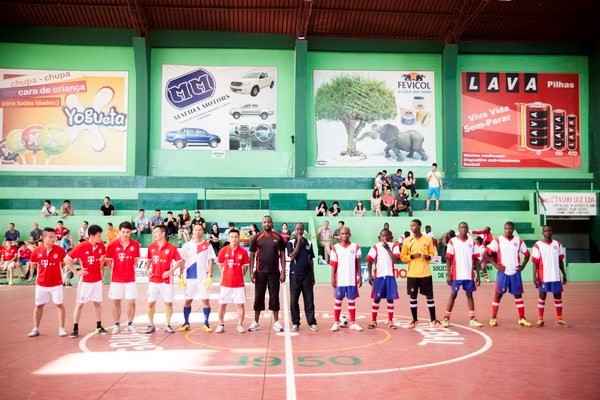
left=27, top=228, right=82, bottom=337
left=65, top=224, right=107, bottom=338
left=532, top=225, right=570, bottom=327
left=215, top=229, right=250, bottom=333
left=144, top=225, right=182, bottom=334
left=484, top=221, right=532, bottom=327
left=105, top=221, right=141, bottom=334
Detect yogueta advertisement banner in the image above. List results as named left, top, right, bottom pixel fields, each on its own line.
left=313, top=70, right=436, bottom=167
left=161, top=65, right=278, bottom=152
left=0, top=69, right=128, bottom=172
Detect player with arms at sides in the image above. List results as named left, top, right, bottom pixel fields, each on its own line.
left=105, top=221, right=141, bottom=334
left=215, top=229, right=250, bottom=333
left=330, top=226, right=363, bottom=332
left=179, top=224, right=216, bottom=333
left=484, top=221, right=532, bottom=327
left=366, top=229, right=400, bottom=330
left=144, top=225, right=183, bottom=334
left=532, top=225, right=570, bottom=327
left=441, top=222, right=483, bottom=327
left=27, top=228, right=83, bottom=337
left=65, top=225, right=108, bottom=338
left=400, top=219, right=443, bottom=328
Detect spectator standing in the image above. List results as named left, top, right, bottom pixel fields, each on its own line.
left=100, top=196, right=115, bottom=216
left=5, top=223, right=21, bottom=242
left=354, top=201, right=366, bottom=217
left=370, top=189, right=382, bottom=217
left=41, top=200, right=57, bottom=217
left=425, top=163, right=443, bottom=211
left=60, top=200, right=74, bottom=218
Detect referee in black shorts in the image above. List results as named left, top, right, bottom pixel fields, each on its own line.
left=247, top=216, right=287, bottom=332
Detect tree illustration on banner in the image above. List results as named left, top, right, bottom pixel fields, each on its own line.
left=315, top=74, right=397, bottom=159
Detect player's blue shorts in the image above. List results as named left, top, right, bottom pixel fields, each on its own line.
left=427, top=187, right=441, bottom=199
left=539, top=281, right=563, bottom=294
left=20, top=259, right=29, bottom=266
left=371, top=276, right=399, bottom=301
left=335, top=285, right=359, bottom=301
left=495, top=271, right=524, bottom=295
left=450, top=279, right=476, bottom=294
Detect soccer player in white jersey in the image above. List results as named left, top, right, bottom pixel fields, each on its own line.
left=441, top=222, right=483, bottom=327
left=366, top=229, right=399, bottom=329
left=178, top=224, right=216, bottom=332
left=484, top=221, right=532, bottom=327
left=532, top=225, right=569, bottom=327
left=330, top=226, right=363, bottom=332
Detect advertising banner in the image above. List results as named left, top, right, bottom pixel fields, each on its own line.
left=461, top=72, right=581, bottom=168
left=538, top=192, right=597, bottom=216
left=0, top=69, right=129, bottom=172
left=161, top=65, right=277, bottom=152
left=313, top=70, right=436, bottom=167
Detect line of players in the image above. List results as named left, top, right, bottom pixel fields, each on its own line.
left=26, top=217, right=569, bottom=338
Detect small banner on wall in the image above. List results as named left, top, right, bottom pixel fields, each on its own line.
left=161, top=65, right=277, bottom=152
left=313, top=70, right=436, bottom=167
left=0, top=69, right=129, bottom=172
left=538, top=192, right=597, bottom=216
left=461, top=72, right=581, bottom=168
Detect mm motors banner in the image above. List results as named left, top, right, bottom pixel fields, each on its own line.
left=161, top=65, right=277, bottom=152
left=461, top=72, right=581, bottom=168
left=0, top=69, right=128, bottom=172
left=313, top=70, right=436, bottom=167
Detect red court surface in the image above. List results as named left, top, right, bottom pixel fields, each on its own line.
left=1, top=281, right=598, bottom=400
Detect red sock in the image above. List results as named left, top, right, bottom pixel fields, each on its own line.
left=491, top=298, right=500, bottom=318
left=334, top=299, right=342, bottom=322
left=348, top=301, right=356, bottom=323
left=371, top=302, right=379, bottom=322
left=538, top=299, right=545, bottom=319
left=515, top=298, right=525, bottom=319
left=469, top=311, right=476, bottom=320
left=555, top=299, right=563, bottom=319
left=387, top=303, right=394, bottom=321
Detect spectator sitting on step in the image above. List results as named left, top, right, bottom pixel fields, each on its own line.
left=313, top=220, right=332, bottom=264
left=209, top=223, right=221, bottom=254
left=17, top=241, right=32, bottom=280
left=393, top=186, right=412, bottom=217
left=1, top=239, right=18, bottom=285
left=29, top=222, right=42, bottom=246
left=149, top=209, right=163, bottom=230
left=177, top=208, right=192, bottom=246
left=370, top=189, right=382, bottom=217
left=374, top=172, right=384, bottom=192
left=78, top=221, right=89, bottom=241
left=105, top=223, right=119, bottom=242
left=100, top=196, right=115, bottom=216
left=390, top=168, right=405, bottom=194
left=54, top=221, right=67, bottom=241
left=403, top=171, right=418, bottom=200
left=60, top=200, right=74, bottom=218
left=5, top=223, right=21, bottom=243
left=165, top=212, right=178, bottom=239
left=333, top=221, right=345, bottom=244
left=315, top=201, right=328, bottom=217
left=380, top=170, right=392, bottom=192
left=135, top=209, right=151, bottom=241
left=354, top=201, right=366, bottom=217
left=41, top=200, right=58, bottom=217
left=438, top=229, right=456, bottom=262
left=381, top=188, right=395, bottom=217
left=191, top=210, right=206, bottom=230
left=329, top=201, right=342, bottom=217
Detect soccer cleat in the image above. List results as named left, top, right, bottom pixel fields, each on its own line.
left=518, top=318, right=532, bottom=327
left=58, top=328, right=68, bottom=337
left=430, top=320, right=444, bottom=328
left=469, top=319, right=483, bottom=327
left=178, top=324, right=191, bottom=332
left=28, top=329, right=39, bottom=337
left=441, top=318, right=450, bottom=327
left=291, top=324, right=299, bottom=332
left=485, top=277, right=491, bottom=283
left=127, top=324, right=137, bottom=333
left=112, top=325, right=121, bottom=334
left=215, top=324, right=225, bottom=333
left=203, top=325, right=213, bottom=333
left=407, top=320, right=419, bottom=329
left=8, top=280, right=13, bottom=286
left=164, top=325, right=175, bottom=333
left=273, top=321, right=284, bottom=332
left=367, top=321, right=378, bottom=329
left=310, top=324, right=319, bottom=332
left=69, top=329, right=79, bottom=338
left=144, top=326, right=156, bottom=334
left=247, top=321, right=260, bottom=332
left=236, top=324, right=246, bottom=333
left=330, top=322, right=340, bottom=332
left=96, top=326, right=108, bottom=335
left=386, top=321, right=397, bottom=330
left=555, top=319, right=571, bottom=327
left=489, top=318, right=498, bottom=327
left=349, top=323, right=364, bottom=331
left=535, top=319, right=545, bottom=327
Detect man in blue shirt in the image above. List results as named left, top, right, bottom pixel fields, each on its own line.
left=390, top=168, right=405, bottom=193
left=5, top=223, right=20, bottom=242
left=287, top=222, right=318, bottom=332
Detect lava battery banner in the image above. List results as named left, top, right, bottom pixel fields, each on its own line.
left=0, top=69, right=128, bottom=172
left=461, top=72, right=581, bottom=168
left=161, top=65, right=278, bottom=152
left=313, top=70, right=436, bottom=167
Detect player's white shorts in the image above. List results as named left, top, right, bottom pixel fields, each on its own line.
left=108, top=282, right=137, bottom=300
left=184, top=279, right=210, bottom=300
left=35, top=285, right=64, bottom=306
left=76, top=281, right=103, bottom=304
left=148, top=282, right=174, bottom=303
left=218, top=286, right=246, bottom=304
left=1, top=261, right=15, bottom=270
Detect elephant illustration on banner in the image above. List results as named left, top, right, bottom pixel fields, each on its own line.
left=356, top=123, right=428, bottom=162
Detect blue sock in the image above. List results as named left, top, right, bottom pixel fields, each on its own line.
left=203, top=307, right=210, bottom=325
left=183, top=306, right=191, bottom=325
